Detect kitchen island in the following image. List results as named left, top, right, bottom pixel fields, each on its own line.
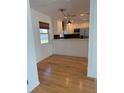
left=52, top=38, right=88, bottom=58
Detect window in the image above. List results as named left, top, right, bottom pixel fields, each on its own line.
left=39, top=22, right=49, bottom=44
left=40, top=29, right=49, bottom=44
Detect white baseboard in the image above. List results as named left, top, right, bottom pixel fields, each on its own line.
left=28, top=81, right=40, bottom=93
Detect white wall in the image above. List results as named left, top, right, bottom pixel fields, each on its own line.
left=53, top=39, right=88, bottom=57
left=31, top=9, right=53, bottom=63
left=27, top=0, right=40, bottom=92
left=88, top=0, right=97, bottom=78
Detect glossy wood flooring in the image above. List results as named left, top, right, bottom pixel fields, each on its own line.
left=32, top=55, right=97, bottom=93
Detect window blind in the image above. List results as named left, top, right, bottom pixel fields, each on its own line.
left=39, top=21, right=49, bottom=29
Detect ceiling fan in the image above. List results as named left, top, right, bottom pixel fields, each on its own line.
left=58, top=9, right=90, bottom=23
left=58, top=8, right=76, bottom=24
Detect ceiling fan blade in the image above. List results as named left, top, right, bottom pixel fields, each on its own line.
left=71, top=15, right=76, bottom=17
left=84, top=12, right=89, bottom=15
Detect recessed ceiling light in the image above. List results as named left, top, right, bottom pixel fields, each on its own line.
left=80, top=14, right=84, bottom=16
left=64, top=16, right=67, bottom=19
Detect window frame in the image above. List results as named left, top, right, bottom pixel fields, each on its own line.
left=39, top=21, right=50, bottom=45
left=39, top=28, right=49, bottom=45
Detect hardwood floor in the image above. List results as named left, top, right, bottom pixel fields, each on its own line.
left=32, top=55, right=97, bottom=93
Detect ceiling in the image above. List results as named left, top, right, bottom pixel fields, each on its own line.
left=30, top=0, right=90, bottom=21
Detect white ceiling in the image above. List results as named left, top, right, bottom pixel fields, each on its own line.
left=30, top=0, right=90, bottom=20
